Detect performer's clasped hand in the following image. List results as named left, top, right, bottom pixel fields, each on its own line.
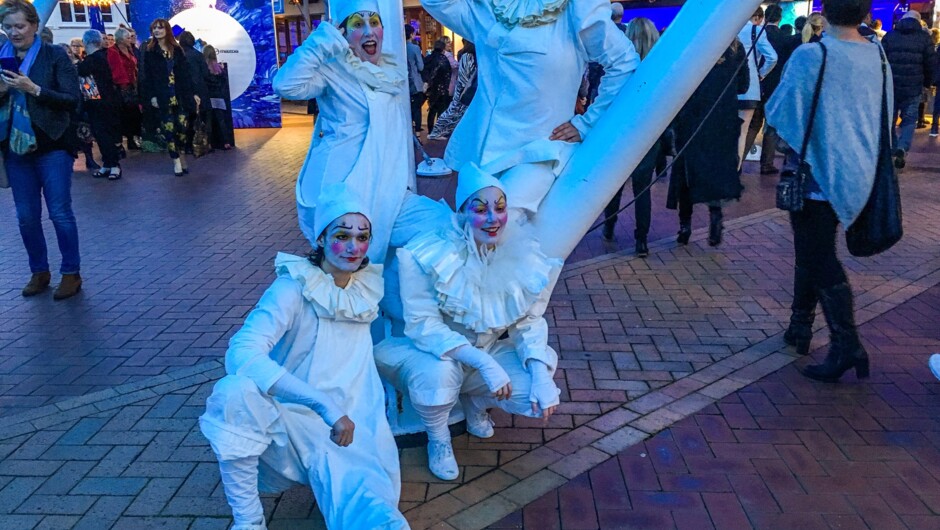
left=330, top=416, right=355, bottom=447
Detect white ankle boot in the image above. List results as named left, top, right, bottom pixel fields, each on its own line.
left=427, top=440, right=459, bottom=480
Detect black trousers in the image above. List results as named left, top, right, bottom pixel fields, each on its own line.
left=790, top=200, right=848, bottom=296
left=410, top=92, right=426, bottom=130
left=88, top=102, right=122, bottom=167
left=604, top=143, right=658, bottom=239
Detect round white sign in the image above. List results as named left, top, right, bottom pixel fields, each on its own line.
left=169, top=7, right=256, bottom=99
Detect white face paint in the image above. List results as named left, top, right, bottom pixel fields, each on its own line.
left=317, top=213, right=372, bottom=282
left=460, top=187, right=508, bottom=249
left=342, top=11, right=383, bottom=65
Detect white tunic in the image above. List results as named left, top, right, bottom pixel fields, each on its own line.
left=199, top=254, right=408, bottom=530
left=273, top=23, right=414, bottom=262
left=421, top=0, right=639, bottom=175
left=376, top=220, right=563, bottom=411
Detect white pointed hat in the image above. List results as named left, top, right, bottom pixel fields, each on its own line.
left=455, top=163, right=507, bottom=212
left=334, top=0, right=382, bottom=26
left=299, top=183, right=371, bottom=246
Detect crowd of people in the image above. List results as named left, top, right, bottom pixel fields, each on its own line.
left=0, top=0, right=923, bottom=527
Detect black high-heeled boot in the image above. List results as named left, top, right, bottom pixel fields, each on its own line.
left=677, top=217, right=692, bottom=245
left=708, top=207, right=723, bottom=247
left=800, top=283, right=869, bottom=383
left=784, top=265, right=817, bottom=355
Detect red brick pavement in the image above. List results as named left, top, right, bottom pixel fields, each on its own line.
left=494, top=284, right=940, bottom=529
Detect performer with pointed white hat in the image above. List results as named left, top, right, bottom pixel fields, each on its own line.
left=199, top=184, right=409, bottom=529
left=375, top=164, right=563, bottom=480
left=273, top=0, right=412, bottom=264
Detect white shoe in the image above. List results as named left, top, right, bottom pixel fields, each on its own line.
left=231, top=524, right=267, bottom=530
left=929, top=354, right=940, bottom=381
left=427, top=440, right=459, bottom=480
left=464, top=398, right=494, bottom=439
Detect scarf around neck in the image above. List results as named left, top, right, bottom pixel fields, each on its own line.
left=0, top=36, right=41, bottom=155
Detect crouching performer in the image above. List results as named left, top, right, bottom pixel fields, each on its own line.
left=375, top=165, right=564, bottom=480
left=199, top=185, right=409, bottom=530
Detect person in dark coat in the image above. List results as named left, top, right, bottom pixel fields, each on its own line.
left=882, top=10, right=934, bottom=168
left=203, top=45, right=235, bottom=150
left=178, top=31, right=209, bottom=154
left=78, top=29, right=122, bottom=179
left=0, top=0, right=83, bottom=300
left=931, top=40, right=940, bottom=136
left=667, top=38, right=749, bottom=247
left=423, top=39, right=452, bottom=133
left=139, top=18, right=196, bottom=176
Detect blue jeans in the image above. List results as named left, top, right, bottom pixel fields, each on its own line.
left=5, top=149, right=81, bottom=274
left=894, top=96, right=920, bottom=152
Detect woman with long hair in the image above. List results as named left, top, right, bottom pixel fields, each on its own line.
left=601, top=17, right=660, bottom=257
left=139, top=18, right=196, bottom=176
left=667, top=36, right=749, bottom=247
left=202, top=45, right=235, bottom=150
left=0, top=0, right=83, bottom=299
left=803, top=12, right=825, bottom=44
left=428, top=39, right=476, bottom=141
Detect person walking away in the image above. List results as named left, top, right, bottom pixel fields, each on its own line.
left=405, top=24, right=425, bottom=132
left=0, top=0, right=83, bottom=299
left=766, top=0, right=887, bottom=382
left=668, top=37, right=748, bottom=248
left=78, top=29, right=122, bottom=179
left=109, top=27, right=141, bottom=151
left=423, top=39, right=451, bottom=134
left=743, top=4, right=788, bottom=175
left=178, top=31, right=209, bottom=155
left=882, top=10, right=933, bottom=169
left=428, top=39, right=476, bottom=141
left=803, top=13, right=826, bottom=44
left=140, top=18, right=196, bottom=176
left=736, top=6, right=777, bottom=169
left=601, top=17, right=660, bottom=257
left=202, top=45, right=235, bottom=150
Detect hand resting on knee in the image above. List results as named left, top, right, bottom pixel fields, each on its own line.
left=269, top=372, right=355, bottom=446
left=447, top=345, right=512, bottom=400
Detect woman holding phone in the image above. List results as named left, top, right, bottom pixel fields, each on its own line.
left=0, top=0, right=83, bottom=300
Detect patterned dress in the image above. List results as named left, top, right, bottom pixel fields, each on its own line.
left=160, top=49, right=189, bottom=159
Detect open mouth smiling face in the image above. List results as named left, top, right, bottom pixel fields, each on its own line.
left=343, top=11, right=384, bottom=65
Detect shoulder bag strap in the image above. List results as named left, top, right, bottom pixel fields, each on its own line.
left=876, top=44, right=889, bottom=144
left=799, top=42, right=828, bottom=163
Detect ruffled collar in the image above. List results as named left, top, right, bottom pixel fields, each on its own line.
left=407, top=218, right=562, bottom=333
left=338, top=49, right=404, bottom=95
left=274, top=252, right=384, bottom=323
left=491, top=0, right=569, bottom=28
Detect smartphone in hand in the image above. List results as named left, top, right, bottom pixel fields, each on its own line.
left=0, top=57, right=19, bottom=74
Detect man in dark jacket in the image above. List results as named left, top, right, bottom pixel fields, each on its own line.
left=882, top=10, right=934, bottom=168
left=744, top=3, right=789, bottom=174
left=178, top=31, right=210, bottom=154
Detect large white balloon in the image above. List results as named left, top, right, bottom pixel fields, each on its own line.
left=169, top=7, right=257, bottom=99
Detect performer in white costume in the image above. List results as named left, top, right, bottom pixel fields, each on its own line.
left=420, top=0, right=640, bottom=213
left=199, top=185, right=409, bottom=530
left=272, top=0, right=412, bottom=262
left=375, top=165, right=564, bottom=480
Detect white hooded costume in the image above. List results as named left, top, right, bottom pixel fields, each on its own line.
left=420, top=0, right=639, bottom=212
left=199, top=185, right=408, bottom=530
left=375, top=166, right=563, bottom=480
left=272, top=0, right=413, bottom=262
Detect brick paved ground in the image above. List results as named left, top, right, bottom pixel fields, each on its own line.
left=0, top=111, right=938, bottom=529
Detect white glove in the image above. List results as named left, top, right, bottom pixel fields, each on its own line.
left=528, top=360, right=560, bottom=411
left=269, top=372, right=345, bottom=427
left=447, top=345, right=510, bottom=393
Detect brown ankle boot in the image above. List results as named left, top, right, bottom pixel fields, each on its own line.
left=22, top=272, right=51, bottom=297
left=53, top=273, right=82, bottom=300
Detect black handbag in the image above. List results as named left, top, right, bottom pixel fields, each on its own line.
left=776, top=42, right=827, bottom=212
left=845, top=46, right=903, bottom=257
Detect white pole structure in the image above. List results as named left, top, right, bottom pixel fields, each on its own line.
left=34, top=0, right=59, bottom=29
left=535, top=0, right=765, bottom=261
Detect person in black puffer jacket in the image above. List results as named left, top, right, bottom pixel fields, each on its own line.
left=882, top=10, right=933, bottom=168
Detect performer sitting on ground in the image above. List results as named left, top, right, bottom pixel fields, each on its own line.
left=419, top=0, right=639, bottom=214
left=272, top=0, right=411, bottom=263
left=375, top=165, right=564, bottom=481
left=199, top=184, right=408, bottom=530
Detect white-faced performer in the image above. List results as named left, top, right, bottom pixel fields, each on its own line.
left=272, top=0, right=411, bottom=263
left=419, top=0, right=640, bottom=214
left=199, top=184, right=409, bottom=530
left=375, top=165, right=564, bottom=480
